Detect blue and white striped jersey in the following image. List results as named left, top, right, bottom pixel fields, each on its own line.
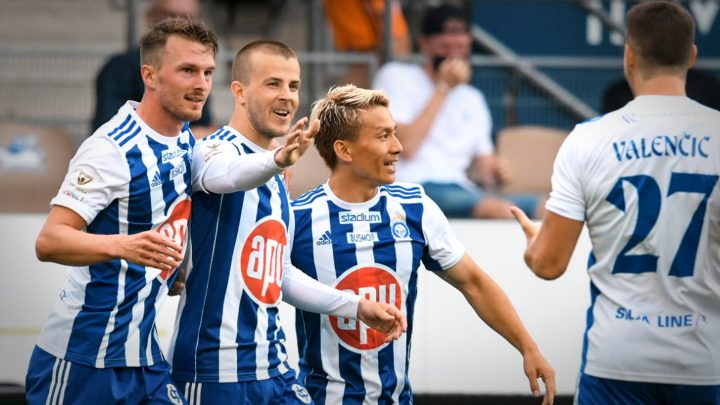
left=170, top=126, right=296, bottom=383
left=36, top=101, right=194, bottom=368
left=290, top=182, right=464, bottom=404
left=548, top=96, right=720, bottom=385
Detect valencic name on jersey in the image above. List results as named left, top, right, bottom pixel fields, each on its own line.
left=612, top=133, right=711, bottom=162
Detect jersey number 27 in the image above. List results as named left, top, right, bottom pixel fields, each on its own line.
left=606, top=172, right=718, bottom=277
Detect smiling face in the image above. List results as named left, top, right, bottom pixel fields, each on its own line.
left=237, top=51, right=301, bottom=145
left=344, top=106, right=402, bottom=188
left=153, top=34, right=215, bottom=123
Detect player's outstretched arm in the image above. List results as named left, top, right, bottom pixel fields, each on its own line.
left=282, top=264, right=406, bottom=341
left=195, top=118, right=319, bottom=195
left=436, top=253, right=556, bottom=404
left=273, top=117, right=320, bottom=168
left=357, top=300, right=407, bottom=342
left=510, top=206, right=583, bottom=280
left=36, top=205, right=183, bottom=270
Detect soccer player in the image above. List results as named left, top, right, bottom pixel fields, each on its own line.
left=511, top=2, right=720, bottom=404
left=169, top=40, right=406, bottom=405
left=290, top=84, right=556, bottom=404
left=25, top=18, right=217, bottom=404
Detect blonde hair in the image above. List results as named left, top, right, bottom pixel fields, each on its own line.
left=310, top=85, right=390, bottom=168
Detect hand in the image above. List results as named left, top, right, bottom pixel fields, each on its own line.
left=356, top=299, right=407, bottom=342
left=168, top=265, right=186, bottom=296
left=436, top=57, right=471, bottom=90
left=274, top=117, right=320, bottom=168
left=522, top=347, right=556, bottom=405
left=116, top=230, right=183, bottom=271
left=510, top=206, right=540, bottom=245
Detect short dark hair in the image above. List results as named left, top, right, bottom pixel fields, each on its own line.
left=310, top=85, right=390, bottom=169
left=140, top=17, right=218, bottom=67
left=231, top=40, right=298, bottom=83
left=421, top=4, right=469, bottom=36
left=626, top=1, right=695, bottom=68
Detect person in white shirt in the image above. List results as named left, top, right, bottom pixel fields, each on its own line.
left=373, top=4, right=544, bottom=219
left=512, top=2, right=720, bottom=403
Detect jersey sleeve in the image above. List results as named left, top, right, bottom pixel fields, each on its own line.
left=545, top=127, right=586, bottom=221
left=191, top=138, right=284, bottom=194
left=50, top=137, right=129, bottom=225
left=419, top=192, right=465, bottom=272
left=282, top=263, right=361, bottom=319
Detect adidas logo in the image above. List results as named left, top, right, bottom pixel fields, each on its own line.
left=316, top=230, right=333, bottom=246
left=150, top=171, right=162, bottom=188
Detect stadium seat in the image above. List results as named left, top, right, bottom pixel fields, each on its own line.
left=495, top=125, right=567, bottom=194
left=0, top=122, right=74, bottom=213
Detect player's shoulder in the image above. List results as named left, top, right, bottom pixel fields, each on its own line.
left=291, top=185, right=327, bottom=209
left=566, top=108, right=629, bottom=144
left=89, top=111, right=139, bottom=155
left=380, top=182, right=425, bottom=202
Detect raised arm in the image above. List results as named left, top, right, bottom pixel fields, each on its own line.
left=435, top=253, right=556, bottom=404
left=196, top=118, right=318, bottom=194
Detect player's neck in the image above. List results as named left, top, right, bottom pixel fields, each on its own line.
left=135, top=99, right=184, bottom=137
left=228, top=115, right=273, bottom=150
left=328, top=173, right=378, bottom=204
left=631, top=75, right=687, bottom=98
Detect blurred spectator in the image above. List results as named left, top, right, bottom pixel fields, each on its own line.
left=323, top=0, right=411, bottom=87
left=373, top=4, right=544, bottom=219
left=601, top=68, right=720, bottom=113
left=91, top=0, right=216, bottom=137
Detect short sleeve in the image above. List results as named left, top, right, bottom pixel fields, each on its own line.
left=419, top=192, right=465, bottom=271
left=545, top=128, right=586, bottom=221
left=50, top=137, right=129, bottom=224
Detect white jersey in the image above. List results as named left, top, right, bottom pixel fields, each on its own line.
left=547, top=95, right=720, bottom=385
left=36, top=101, right=194, bottom=368
left=290, top=182, right=465, bottom=404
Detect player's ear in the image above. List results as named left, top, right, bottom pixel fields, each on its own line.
left=687, top=44, right=698, bottom=68
left=140, top=64, right=157, bottom=90
left=231, top=81, right=245, bottom=104
left=333, top=140, right=352, bottom=163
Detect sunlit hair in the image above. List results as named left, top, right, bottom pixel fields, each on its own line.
left=140, top=17, right=218, bottom=67
left=626, top=1, right=695, bottom=70
left=310, top=84, right=390, bottom=169
left=232, top=40, right=298, bottom=83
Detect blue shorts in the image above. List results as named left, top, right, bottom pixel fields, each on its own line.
left=177, top=371, right=313, bottom=405
left=421, top=182, right=539, bottom=218
left=576, top=373, right=720, bottom=405
left=25, top=345, right=186, bottom=405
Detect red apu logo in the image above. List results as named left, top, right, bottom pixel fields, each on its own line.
left=240, top=219, right=287, bottom=306
left=156, top=198, right=191, bottom=280
left=330, top=265, right=403, bottom=352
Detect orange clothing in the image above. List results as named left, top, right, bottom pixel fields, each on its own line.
left=323, top=0, right=409, bottom=52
